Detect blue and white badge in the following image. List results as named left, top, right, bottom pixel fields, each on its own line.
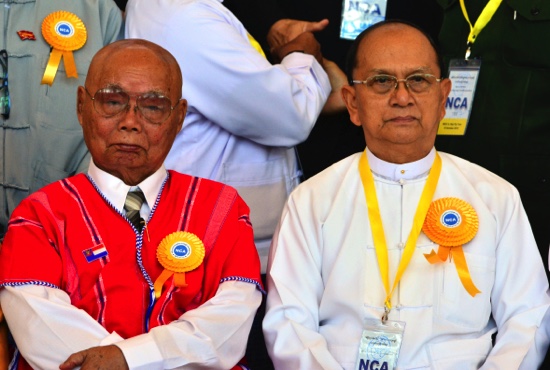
left=441, top=210, right=461, bottom=228
left=340, top=0, right=387, bottom=40
left=355, top=319, right=405, bottom=370
left=438, top=59, right=481, bottom=136
left=55, top=21, right=75, bottom=38
left=171, top=242, right=191, bottom=259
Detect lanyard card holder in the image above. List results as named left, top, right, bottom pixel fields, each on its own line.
left=355, top=319, right=405, bottom=370
left=438, top=58, right=481, bottom=136
left=340, top=0, right=387, bottom=40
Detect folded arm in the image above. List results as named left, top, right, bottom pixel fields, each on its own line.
left=1, top=281, right=260, bottom=370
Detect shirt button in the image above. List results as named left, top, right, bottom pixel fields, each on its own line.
left=531, top=8, right=541, bottom=16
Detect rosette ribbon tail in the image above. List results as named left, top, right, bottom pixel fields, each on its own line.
left=424, top=245, right=450, bottom=263
left=174, top=272, right=188, bottom=288
left=41, top=49, right=63, bottom=85
left=451, top=246, right=481, bottom=297
left=62, top=51, right=78, bottom=78
left=424, top=245, right=481, bottom=297
left=153, top=269, right=174, bottom=299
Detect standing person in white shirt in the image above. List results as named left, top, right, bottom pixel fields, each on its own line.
left=263, top=20, right=550, bottom=369
left=125, top=0, right=334, bottom=272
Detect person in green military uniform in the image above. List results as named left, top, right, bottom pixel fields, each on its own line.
left=435, top=0, right=550, bottom=275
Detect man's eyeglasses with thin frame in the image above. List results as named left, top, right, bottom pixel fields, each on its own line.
left=0, top=49, right=11, bottom=119
left=84, top=86, right=181, bottom=125
left=352, top=73, right=442, bottom=95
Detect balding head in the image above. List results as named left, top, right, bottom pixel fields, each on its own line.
left=86, top=39, right=183, bottom=103
left=345, top=20, right=444, bottom=84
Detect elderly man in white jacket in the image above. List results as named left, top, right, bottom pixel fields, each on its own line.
left=263, top=20, right=550, bottom=370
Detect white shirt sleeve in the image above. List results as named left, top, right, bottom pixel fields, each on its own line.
left=263, top=199, right=342, bottom=370
left=480, top=190, right=550, bottom=369
left=0, top=285, right=124, bottom=369
left=125, top=0, right=331, bottom=147
left=117, top=281, right=261, bottom=369
left=1, top=281, right=261, bottom=369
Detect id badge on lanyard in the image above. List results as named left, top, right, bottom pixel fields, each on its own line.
left=437, top=58, right=481, bottom=136
left=438, top=0, right=502, bottom=136
left=340, top=0, right=387, bottom=40
left=355, top=319, right=405, bottom=370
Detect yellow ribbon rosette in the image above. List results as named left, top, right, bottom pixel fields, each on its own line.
left=41, top=11, right=87, bottom=85
left=154, top=231, right=205, bottom=298
left=423, top=197, right=481, bottom=297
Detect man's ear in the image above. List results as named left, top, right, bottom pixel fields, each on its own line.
left=438, top=78, right=452, bottom=121
left=176, top=99, right=187, bottom=132
left=341, top=84, right=362, bottom=127
left=76, top=86, right=85, bottom=128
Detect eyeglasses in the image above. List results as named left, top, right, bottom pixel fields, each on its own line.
left=0, top=49, right=11, bottom=119
left=84, top=87, right=180, bottom=125
left=352, top=73, right=441, bottom=95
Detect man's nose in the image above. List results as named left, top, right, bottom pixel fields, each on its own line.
left=390, top=80, right=413, bottom=106
left=117, top=102, right=143, bottom=132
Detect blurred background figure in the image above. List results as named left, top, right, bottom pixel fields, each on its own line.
left=0, top=0, right=122, bottom=237
left=435, top=0, right=550, bottom=275
left=126, top=0, right=334, bottom=273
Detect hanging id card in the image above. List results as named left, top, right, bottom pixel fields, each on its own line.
left=340, top=0, right=387, bottom=40
left=355, top=319, right=405, bottom=370
left=438, top=59, right=481, bottom=136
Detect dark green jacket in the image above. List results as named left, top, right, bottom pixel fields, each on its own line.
left=436, top=0, right=550, bottom=256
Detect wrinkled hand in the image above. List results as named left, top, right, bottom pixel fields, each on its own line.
left=273, top=32, right=323, bottom=64
left=59, top=345, right=129, bottom=370
left=321, top=58, right=348, bottom=115
left=0, top=312, right=9, bottom=370
left=267, top=18, right=329, bottom=55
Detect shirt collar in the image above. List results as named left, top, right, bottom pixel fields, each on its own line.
left=87, top=161, right=167, bottom=213
left=366, top=147, right=436, bottom=181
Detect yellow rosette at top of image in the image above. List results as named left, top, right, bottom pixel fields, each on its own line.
left=423, top=197, right=481, bottom=297
left=41, top=11, right=87, bottom=85
left=154, top=231, right=205, bottom=298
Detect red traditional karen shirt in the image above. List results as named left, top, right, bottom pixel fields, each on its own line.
left=0, top=171, right=262, bottom=369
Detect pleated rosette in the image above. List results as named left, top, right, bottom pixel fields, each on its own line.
left=154, top=231, right=205, bottom=298
left=41, top=11, right=87, bottom=85
left=422, top=197, right=481, bottom=296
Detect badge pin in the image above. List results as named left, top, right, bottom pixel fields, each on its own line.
left=83, top=243, right=108, bottom=263
left=17, top=30, right=36, bottom=41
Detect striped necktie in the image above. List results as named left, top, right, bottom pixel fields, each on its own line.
left=124, top=188, right=146, bottom=232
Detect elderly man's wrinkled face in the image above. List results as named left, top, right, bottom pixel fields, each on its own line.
left=77, top=45, right=186, bottom=185
left=342, top=24, right=451, bottom=163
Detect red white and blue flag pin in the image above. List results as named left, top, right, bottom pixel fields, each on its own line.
left=83, top=243, right=108, bottom=263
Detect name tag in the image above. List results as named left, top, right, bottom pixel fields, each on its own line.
left=438, top=59, right=481, bottom=136
left=340, top=0, right=387, bottom=40
left=355, top=319, right=405, bottom=370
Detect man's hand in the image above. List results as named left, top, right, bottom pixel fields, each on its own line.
left=267, top=18, right=329, bottom=55
left=273, top=32, right=323, bottom=64
left=59, top=345, right=129, bottom=370
left=321, top=58, right=348, bottom=115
